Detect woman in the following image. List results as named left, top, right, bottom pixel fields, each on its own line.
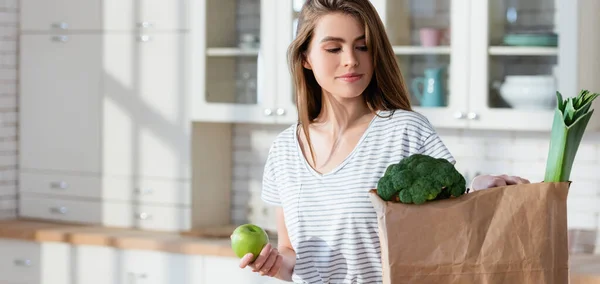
left=239, top=0, right=529, bottom=283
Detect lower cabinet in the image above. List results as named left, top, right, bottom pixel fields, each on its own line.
left=0, top=241, right=288, bottom=284
left=0, top=239, right=71, bottom=284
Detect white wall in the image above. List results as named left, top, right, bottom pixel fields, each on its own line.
left=231, top=124, right=600, bottom=250
left=0, top=0, right=18, bottom=219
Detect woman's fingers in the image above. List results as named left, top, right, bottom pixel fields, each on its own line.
left=500, top=175, right=530, bottom=185
left=259, top=248, right=279, bottom=275
left=251, top=243, right=272, bottom=272
left=239, top=253, right=255, bottom=269
left=267, top=254, right=284, bottom=277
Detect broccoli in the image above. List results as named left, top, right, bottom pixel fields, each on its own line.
left=376, top=154, right=466, bottom=204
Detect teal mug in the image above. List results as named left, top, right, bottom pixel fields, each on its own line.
left=411, top=67, right=446, bottom=107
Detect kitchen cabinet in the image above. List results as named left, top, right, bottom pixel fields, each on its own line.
left=103, top=0, right=189, bottom=31
left=204, top=255, right=289, bottom=284
left=191, top=0, right=600, bottom=131
left=20, top=0, right=188, bottom=32
left=18, top=10, right=195, bottom=231
left=70, top=244, right=287, bottom=284
left=0, top=239, right=71, bottom=284
left=20, top=34, right=102, bottom=174
left=191, top=0, right=285, bottom=124
left=20, top=0, right=102, bottom=32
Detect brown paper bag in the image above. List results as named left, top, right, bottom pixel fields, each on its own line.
left=368, top=181, right=571, bottom=284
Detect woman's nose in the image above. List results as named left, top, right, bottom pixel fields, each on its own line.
left=343, top=50, right=359, bottom=67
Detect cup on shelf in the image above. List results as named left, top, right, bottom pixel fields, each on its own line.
left=419, top=28, right=445, bottom=47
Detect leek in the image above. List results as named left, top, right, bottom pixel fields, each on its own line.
left=544, top=90, right=599, bottom=182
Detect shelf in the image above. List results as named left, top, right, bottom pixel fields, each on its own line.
left=206, top=48, right=259, bottom=57
left=392, top=46, right=451, bottom=55
left=488, top=46, right=558, bottom=56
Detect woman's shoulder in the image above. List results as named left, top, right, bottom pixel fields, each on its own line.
left=266, top=123, right=298, bottom=154
left=376, top=109, right=436, bottom=134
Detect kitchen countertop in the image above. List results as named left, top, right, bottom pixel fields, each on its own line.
left=0, top=218, right=260, bottom=257
left=0, top=219, right=599, bottom=282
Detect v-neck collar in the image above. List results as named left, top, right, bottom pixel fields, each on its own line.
left=294, top=111, right=380, bottom=178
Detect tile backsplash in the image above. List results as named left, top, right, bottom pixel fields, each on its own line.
left=0, top=0, right=18, bottom=220
left=231, top=123, right=600, bottom=252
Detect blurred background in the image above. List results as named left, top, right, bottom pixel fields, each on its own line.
left=1, top=0, right=600, bottom=283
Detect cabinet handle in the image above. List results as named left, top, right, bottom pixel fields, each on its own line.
left=135, top=212, right=152, bottom=220
left=51, top=22, right=69, bottom=30
left=134, top=188, right=153, bottom=195
left=137, top=21, right=153, bottom=28
left=264, top=108, right=273, bottom=116
left=467, top=112, right=479, bottom=120
left=137, top=35, right=152, bottom=42
left=50, top=181, right=68, bottom=189
left=50, top=206, right=68, bottom=214
left=276, top=108, right=286, bottom=116
left=51, top=35, right=69, bottom=43
left=14, top=259, right=32, bottom=267
left=453, top=111, right=466, bottom=119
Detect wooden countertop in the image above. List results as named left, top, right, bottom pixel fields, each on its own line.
left=0, top=218, right=262, bottom=257
left=0, top=219, right=599, bottom=282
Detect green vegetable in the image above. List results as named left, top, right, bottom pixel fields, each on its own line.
left=377, top=154, right=466, bottom=205
left=544, top=90, right=599, bottom=182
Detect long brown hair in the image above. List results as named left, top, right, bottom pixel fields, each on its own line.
left=288, top=0, right=412, bottom=164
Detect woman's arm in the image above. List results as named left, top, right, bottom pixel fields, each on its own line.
left=274, top=206, right=296, bottom=281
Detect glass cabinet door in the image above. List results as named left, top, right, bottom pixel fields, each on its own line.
left=276, top=0, right=471, bottom=127
left=469, top=0, right=557, bottom=130
left=194, top=0, right=278, bottom=123
left=372, top=0, right=470, bottom=128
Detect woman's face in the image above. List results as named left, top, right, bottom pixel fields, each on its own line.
left=303, top=13, right=374, bottom=100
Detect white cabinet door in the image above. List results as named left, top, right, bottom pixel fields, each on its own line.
left=0, top=239, right=71, bottom=284
left=139, top=0, right=189, bottom=31
left=20, top=0, right=101, bottom=31
left=103, top=0, right=189, bottom=31
left=20, top=34, right=101, bottom=174
left=72, top=245, right=119, bottom=284
left=19, top=193, right=103, bottom=225
left=20, top=171, right=102, bottom=199
left=102, top=201, right=191, bottom=232
left=119, top=249, right=202, bottom=284
left=102, top=34, right=191, bottom=180
left=204, top=255, right=288, bottom=284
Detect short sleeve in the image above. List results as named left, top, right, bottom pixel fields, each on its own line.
left=261, top=143, right=281, bottom=206
left=419, top=132, right=456, bottom=165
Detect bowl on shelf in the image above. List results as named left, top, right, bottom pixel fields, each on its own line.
left=493, top=75, right=557, bottom=110
left=502, top=32, right=558, bottom=47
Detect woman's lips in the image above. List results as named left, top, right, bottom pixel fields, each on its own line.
left=337, top=74, right=363, bottom=82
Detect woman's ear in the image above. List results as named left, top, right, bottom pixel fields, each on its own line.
left=302, top=52, right=312, bottom=70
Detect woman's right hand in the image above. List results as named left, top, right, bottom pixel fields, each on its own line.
left=239, top=243, right=283, bottom=277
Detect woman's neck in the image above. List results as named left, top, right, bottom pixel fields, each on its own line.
left=313, top=91, right=373, bottom=133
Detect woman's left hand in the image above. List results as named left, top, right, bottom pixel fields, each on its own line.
left=469, top=174, right=530, bottom=192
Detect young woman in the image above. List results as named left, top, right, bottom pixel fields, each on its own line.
left=238, top=0, right=529, bottom=283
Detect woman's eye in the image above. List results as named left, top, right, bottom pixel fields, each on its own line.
left=325, top=48, right=341, bottom=53
left=356, top=45, right=368, bottom=51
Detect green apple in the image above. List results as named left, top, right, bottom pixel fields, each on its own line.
left=230, top=224, right=269, bottom=262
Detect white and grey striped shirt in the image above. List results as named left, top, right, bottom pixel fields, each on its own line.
left=261, top=109, right=455, bottom=284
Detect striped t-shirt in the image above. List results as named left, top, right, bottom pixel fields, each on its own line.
left=261, top=109, right=455, bottom=284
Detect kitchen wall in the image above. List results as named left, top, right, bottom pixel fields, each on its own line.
left=231, top=124, right=600, bottom=252
left=0, top=0, right=18, bottom=220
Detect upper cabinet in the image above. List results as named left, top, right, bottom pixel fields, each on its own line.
left=20, top=0, right=188, bottom=32
left=468, top=0, right=559, bottom=131
left=192, top=0, right=600, bottom=131
left=191, top=0, right=283, bottom=123
left=20, top=0, right=102, bottom=32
